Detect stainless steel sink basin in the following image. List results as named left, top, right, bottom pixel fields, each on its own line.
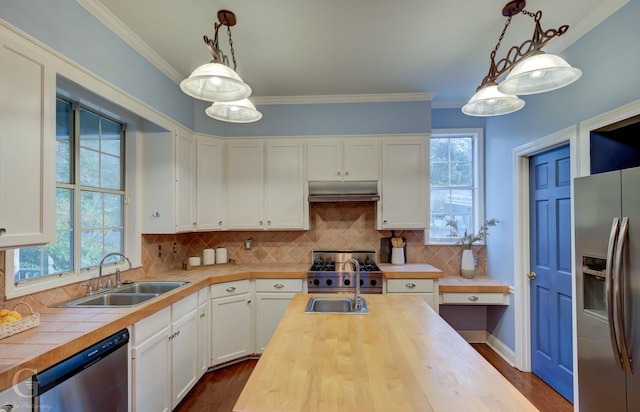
left=55, top=293, right=159, bottom=307
left=112, top=281, right=188, bottom=294
left=53, top=281, right=188, bottom=308
left=304, top=297, right=369, bottom=313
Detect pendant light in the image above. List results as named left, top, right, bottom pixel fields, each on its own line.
left=180, top=10, right=252, bottom=103
left=463, top=0, right=581, bottom=117
left=205, top=99, right=263, bottom=123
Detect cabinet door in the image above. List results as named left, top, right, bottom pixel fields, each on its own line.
left=266, top=141, right=305, bottom=229
left=132, top=326, right=171, bottom=412
left=196, top=138, right=226, bottom=230
left=343, top=138, right=379, bottom=181
left=379, top=138, right=427, bottom=229
left=211, top=294, right=252, bottom=365
left=307, top=140, right=342, bottom=181
left=197, top=302, right=211, bottom=377
left=227, top=142, right=265, bottom=229
left=175, top=130, right=195, bottom=232
left=256, top=292, right=295, bottom=353
left=171, top=308, right=199, bottom=409
left=0, top=35, right=55, bottom=248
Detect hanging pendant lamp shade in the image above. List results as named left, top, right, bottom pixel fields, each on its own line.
left=205, top=99, right=263, bottom=123
left=497, top=52, right=582, bottom=95
left=462, top=84, right=525, bottom=117
left=180, top=62, right=252, bottom=102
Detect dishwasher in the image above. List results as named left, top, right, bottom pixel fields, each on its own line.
left=32, top=328, right=129, bottom=412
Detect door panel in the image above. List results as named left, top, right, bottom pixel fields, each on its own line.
left=529, top=144, right=574, bottom=402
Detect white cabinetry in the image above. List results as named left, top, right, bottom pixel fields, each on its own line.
left=440, top=292, right=509, bottom=305
left=197, top=287, right=211, bottom=377
left=227, top=140, right=306, bottom=230
left=255, top=278, right=303, bottom=353
left=211, top=280, right=253, bottom=366
left=131, top=293, right=199, bottom=412
left=0, top=30, right=55, bottom=248
left=378, top=137, right=427, bottom=229
left=196, top=137, right=226, bottom=230
left=307, top=138, right=379, bottom=181
left=142, top=128, right=195, bottom=233
left=386, top=278, right=438, bottom=312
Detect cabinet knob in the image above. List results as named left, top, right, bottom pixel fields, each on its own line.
left=405, top=283, right=416, bottom=289
left=218, top=221, right=223, bottom=226
left=274, top=283, right=284, bottom=289
left=200, top=313, right=205, bottom=318
left=468, top=295, right=479, bottom=302
left=383, top=220, right=388, bottom=224
left=151, top=212, right=160, bottom=218
left=345, top=171, right=349, bottom=175
left=0, top=227, right=6, bottom=235
left=267, top=220, right=271, bottom=225
left=226, top=286, right=236, bottom=292
left=336, top=171, right=341, bottom=175
left=259, top=220, right=264, bottom=225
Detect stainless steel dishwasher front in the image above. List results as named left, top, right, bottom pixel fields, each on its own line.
left=33, top=328, right=129, bottom=412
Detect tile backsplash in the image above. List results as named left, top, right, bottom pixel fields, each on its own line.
left=1, top=203, right=485, bottom=309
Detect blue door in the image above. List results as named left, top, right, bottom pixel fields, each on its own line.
left=529, top=144, right=573, bottom=401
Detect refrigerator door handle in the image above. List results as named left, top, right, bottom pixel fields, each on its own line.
left=606, top=217, right=623, bottom=370
left=615, top=216, right=633, bottom=376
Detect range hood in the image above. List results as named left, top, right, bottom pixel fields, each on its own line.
left=308, top=181, right=380, bottom=202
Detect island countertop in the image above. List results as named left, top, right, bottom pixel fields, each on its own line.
left=233, top=294, right=538, bottom=412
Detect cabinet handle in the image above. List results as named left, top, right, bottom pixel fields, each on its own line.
left=267, top=220, right=271, bottom=225
left=0, top=227, right=6, bottom=235
left=200, top=313, right=205, bottom=318
left=337, top=171, right=341, bottom=175
left=383, top=220, right=388, bottom=224
left=151, top=212, right=160, bottom=218
left=259, top=220, right=264, bottom=225
left=345, top=171, right=349, bottom=175
left=274, top=283, right=284, bottom=289
left=405, top=283, right=416, bottom=289
left=218, top=221, right=223, bottom=226
left=226, top=286, right=236, bottom=292
left=468, top=295, right=479, bottom=302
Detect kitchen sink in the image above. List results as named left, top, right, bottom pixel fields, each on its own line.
left=111, top=281, right=188, bottom=294
left=304, top=297, right=369, bottom=314
left=53, top=281, right=189, bottom=308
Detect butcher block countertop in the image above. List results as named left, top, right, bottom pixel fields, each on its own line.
left=378, top=263, right=443, bottom=279
left=439, top=275, right=511, bottom=293
left=234, top=294, right=537, bottom=412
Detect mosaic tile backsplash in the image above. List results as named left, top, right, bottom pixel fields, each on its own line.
left=1, top=203, right=485, bottom=309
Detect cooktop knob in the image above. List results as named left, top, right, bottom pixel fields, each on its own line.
left=326, top=279, right=333, bottom=286
left=313, top=279, right=320, bottom=286
left=344, top=279, right=351, bottom=286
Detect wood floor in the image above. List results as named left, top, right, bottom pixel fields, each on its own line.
left=175, top=344, right=573, bottom=412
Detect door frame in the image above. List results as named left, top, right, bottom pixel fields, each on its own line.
left=513, top=99, right=640, bottom=405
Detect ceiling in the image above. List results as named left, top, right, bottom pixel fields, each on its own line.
left=82, top=0, right=626, bottom=107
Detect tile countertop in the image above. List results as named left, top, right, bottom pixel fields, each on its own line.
left=0, top=262, right=506, bottom=392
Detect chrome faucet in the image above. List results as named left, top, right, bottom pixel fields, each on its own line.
left=342, top=258, right=363, bottom=311
left=98, top=252, right=132, bottom=290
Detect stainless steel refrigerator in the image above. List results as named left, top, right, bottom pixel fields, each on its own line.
left=576, top=166, right=640, bottom=411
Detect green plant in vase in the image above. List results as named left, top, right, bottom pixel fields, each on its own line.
left=445, top=218, right=499, bottom=278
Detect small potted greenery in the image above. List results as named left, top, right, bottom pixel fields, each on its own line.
left=445, top=218, right=499, bottom=278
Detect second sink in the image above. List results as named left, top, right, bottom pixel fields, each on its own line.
left=112, top=281, right=188, bottom=295
left=68, top=293, right=159, bottom=307
left=304, top=297, right=369, bottom=314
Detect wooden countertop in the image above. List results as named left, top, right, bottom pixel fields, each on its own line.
left=0, top=263, right=308, bottom=392
left=439, top=275, right=511, bottom=293
left=379, top=263, right=443, bottom=279
left=234, top=294, right=537, bottom=412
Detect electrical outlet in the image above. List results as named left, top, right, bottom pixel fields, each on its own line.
left=172, top=242, right=178, bottom=253
left=157, top=245, right=162, bottom=257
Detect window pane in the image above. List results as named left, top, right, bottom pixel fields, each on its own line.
left=450, top=137, right=472, bottom=162
left=80, top=147, right=100, bottom=187
left=56, top=99, right=72, bottom=184
left=430, top=138, right=449, bottom=161
left=430, top=189, right=451, bottom=215
left=101, top=118, right=121, bottom=156
left=81, top=230, right=104, bottom=268
left=451, top=162, right=472, bottom=186
left=81, top=191, right=103, bottom=229
left=56, top=188, right=73, bottom=230
left=101, top=153, right=121, bottom=190
left=451, top=189, right=473, bottom=215
left=13, top=230, right=73, bottom=281
left=80, top=110, right=100, bottom=150
left=430, top=162, right=449, bottom=186
left=105, top=229, right=123, bottom=253
left=104, top=193, right=123, bottom=228
left=46, top=231, right=73, bottom=274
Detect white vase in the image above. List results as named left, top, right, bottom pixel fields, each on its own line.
left=391, top=248, right=405, bottom=265
left=461, top=249, right=475, bottom=279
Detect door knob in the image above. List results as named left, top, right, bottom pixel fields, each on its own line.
left=527, top=272, right=537, bottom=280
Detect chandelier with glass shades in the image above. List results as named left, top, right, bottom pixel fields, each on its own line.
left=180, top=10, right=262, bottom=123
left=462, top=0, right=582, bottom=117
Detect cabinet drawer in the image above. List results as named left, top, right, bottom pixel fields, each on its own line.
left=440, top=292, right=508, bottom=305
left=255, top=278, right=303, bottom=293
left=211, top=279, right=250, bottom=298
left=134, top=306, right=171, bottom=344
left=386, top=279, right=434, bottom=293
left=173, top=292, right=198, bottom=320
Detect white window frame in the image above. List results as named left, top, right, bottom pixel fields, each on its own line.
left=5, top=81, right=141, bottom=299
left=427, top=128, right=485, bottom=245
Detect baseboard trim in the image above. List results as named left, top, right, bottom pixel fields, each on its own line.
left=486, top=333, right=517, bottom=368
left=457, top=330, right=489, bottom=343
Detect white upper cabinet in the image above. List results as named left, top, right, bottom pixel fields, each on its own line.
left=378, top=136, right=428, bottom=229
left=142, top=128, right=195, bottom=233
left=227, top=140, right=306, bottom=230
left=307, top=138, right=379, bottom=181
left=0, top=30, right=55, bottom=248
left=195, top=137, right=226, bottom=231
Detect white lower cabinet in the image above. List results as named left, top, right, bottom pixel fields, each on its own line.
left=255, top=279, right=303, bottom=353
left=197, top=288, right=211, bottom=377
left=211, top=280, right=253, bottom=366
left=440, top=292, right=510, bottom=305
left=131, top=293, right=198, bottom=412
left=385, top=279, right=438, bottom=313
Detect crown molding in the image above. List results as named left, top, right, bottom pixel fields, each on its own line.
left=77, top=0, right=184, bottom=84
left=251, top=92, right=434, bottom=105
